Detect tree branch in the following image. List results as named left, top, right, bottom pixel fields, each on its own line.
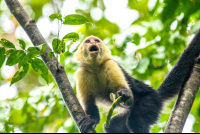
left=165, top=56, right=200, bottom=133
left=4, top=0, right=95, bottom=133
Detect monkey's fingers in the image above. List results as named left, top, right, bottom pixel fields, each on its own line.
left=78, top=115, right=96, bottom=133
left=117, top=89, right=131, bottom=102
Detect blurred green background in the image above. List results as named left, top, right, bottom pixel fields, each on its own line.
left=1, top=0, right=200, bottom=133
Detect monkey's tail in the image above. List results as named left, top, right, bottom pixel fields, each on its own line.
left=157, top=29, right=200, bottom=101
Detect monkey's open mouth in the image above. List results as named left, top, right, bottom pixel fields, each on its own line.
left=89, top=45, right=99, bottom=53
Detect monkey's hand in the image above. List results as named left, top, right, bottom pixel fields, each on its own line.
left=78, top=115, right=99, bottom=133
left=117, top=88, right=134, bottom=108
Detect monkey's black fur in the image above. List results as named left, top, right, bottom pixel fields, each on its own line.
left=104, top=30, right=200, bottom=133
left=79, top=30, right=200, bottom=133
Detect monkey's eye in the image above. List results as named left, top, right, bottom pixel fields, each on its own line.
left=85, top=40, right=90, bottom=43
left=95, top=40, right=100, bottom=43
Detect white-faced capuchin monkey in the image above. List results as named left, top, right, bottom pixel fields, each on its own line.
left=74, top=35, right=200, bottom=133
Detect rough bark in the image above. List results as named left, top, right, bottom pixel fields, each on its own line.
left=4, top=0, right=95, bottom=133
left=165, top=56, right=200, bottom=133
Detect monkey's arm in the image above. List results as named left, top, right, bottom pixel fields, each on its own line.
left=105, top=60, right=134, bottom=107
left=75, top=69, right=100, bottom=132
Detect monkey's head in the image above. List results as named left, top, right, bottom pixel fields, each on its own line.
left=75, top=36, right=111, bottom=64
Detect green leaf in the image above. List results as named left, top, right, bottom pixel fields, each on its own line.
left=11, top=63, right=29, bottom=85
left=63, top=14, right=89, bottom=25
left=151, top=125, right=161, bottom=133
left=0, top=47, right=6, bottom=68
left=0, top=38, right=15, bottom=49
left=18, top=51, right=41, bottom=68
left=41, top=43, right=46, bottom=53
left=4, top=120, right=14, bottom=133
left=28, top=47, right=37, bottom=52
left=52, top=38, right=61, bottom=54
left=63, top=32, right=79, bottom=41
left=36, top=43, right=46, bottom=54
left=30, top=58, right=49, bottom=84
left=9, top=109, right=27, bottom=125
left=58, top=41, right=65, bottom=53
left=133, top=33, right=140, bottom=45
left=18, top=39, right=26, bottom=50
left=5, top=49, right=15, bottom=55
left=64, top=51, right=72, bottom=57
left=6, top=50, right=26, bottom=66
left=48, top=51, right=54, bottom=58
left=49, top=13, right=62, bottom=21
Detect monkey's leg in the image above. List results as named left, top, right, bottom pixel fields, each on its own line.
left=127, top=111, right=150, bottom=133
left=104, top=110, right=130, bottom=133
left=127, top=93, right=162, bottom=133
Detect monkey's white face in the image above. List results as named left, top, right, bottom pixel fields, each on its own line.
left=75, top=35, right=111, bottom=64
left=83, top=36, right=102, bottom=57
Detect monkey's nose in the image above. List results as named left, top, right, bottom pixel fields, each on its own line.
left=90, top=40, right=96, bottom=44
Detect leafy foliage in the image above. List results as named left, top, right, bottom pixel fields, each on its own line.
left=52, top=38, right=61, bottom=54
left=0, top=38, right=15, bottom=49
left=11, top=63, right=29, bottom=86
left=0, top=9, right=88, bottom=132
left=6, top=50, right=26, bottom=66
left=0, top=47, right=6, bottom=68
left=63, top=32, right=79, bottom=41
left=0, top=40, right=47, bottom=85
left=1, top=0, right=200, bottom=133
left=63, top=14, right=89, bottom=25
left=29, top=58, right=49, bottom=84
left=18, top=49, right=41, bottom=68
left=18, top=39, right=26, bottom=50
left=48, top=51, right=54, bottom=58
left=49, top=13, right=62, bottom=21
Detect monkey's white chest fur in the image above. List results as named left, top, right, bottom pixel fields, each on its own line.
left=75, top=60, right=130, bottom=107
